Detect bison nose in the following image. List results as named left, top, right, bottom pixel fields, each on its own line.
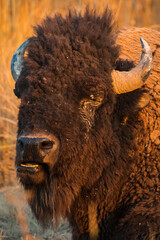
left=17, top=137, right=57, bottom=162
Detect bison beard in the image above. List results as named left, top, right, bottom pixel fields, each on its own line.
left=11, top=7, right=160, bottom=240
left=24, top=176, right=76, bottom=225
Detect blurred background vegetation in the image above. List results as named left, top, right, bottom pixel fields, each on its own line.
left=0, top=0, right=160, bottom=187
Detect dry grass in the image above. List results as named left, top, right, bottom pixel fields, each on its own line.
left=0, top=185, right=72, bottom=239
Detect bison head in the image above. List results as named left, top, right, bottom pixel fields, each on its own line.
left=11, top=10, right=152, bottom=226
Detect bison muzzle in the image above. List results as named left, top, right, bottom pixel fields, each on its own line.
left=16, top=134, right=59, bottom=185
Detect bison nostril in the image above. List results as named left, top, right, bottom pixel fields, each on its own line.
left=18, top=139, right=24, bottom=150
left=40, top=140, right=54, bottom=150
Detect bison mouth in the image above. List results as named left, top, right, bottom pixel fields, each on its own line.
left=16, top=162, right=43, bottom=174
left=16, top=162, right=48, bottom=185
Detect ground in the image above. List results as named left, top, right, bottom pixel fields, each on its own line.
left=0, top=184, right=72, bottom=240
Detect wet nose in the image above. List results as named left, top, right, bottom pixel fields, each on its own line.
left=17, top=137, right=55, bottom=162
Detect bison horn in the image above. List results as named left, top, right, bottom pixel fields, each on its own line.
left=11, top=39, right=29, bottom=82
left=112, top=38, right=153, bottom=94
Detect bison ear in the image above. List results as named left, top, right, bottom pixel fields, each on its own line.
left=135, top=92, right=150, bottom=110
left=80, top=94, right=103, bottom=131
left=116, top=89, right=150, bottom=125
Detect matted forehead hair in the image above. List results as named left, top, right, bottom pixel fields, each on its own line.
left=14, top=8, right=119, bottom=99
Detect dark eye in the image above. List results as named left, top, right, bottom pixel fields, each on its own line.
left=13, top=88, right=21, bottom=98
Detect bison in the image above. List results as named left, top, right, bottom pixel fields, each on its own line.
left=11, top=9, right=160, bottom=240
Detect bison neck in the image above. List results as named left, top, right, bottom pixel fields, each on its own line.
left=68, top=120, right=146, bottom=239
left=67, top=164, right=132, bottom=240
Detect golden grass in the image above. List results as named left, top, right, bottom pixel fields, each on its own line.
left=0, top=229, right=7, bottom=239
left=0, top=0, right=160, bottom=186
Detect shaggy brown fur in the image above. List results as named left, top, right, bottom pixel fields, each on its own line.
left=14, top=9, right=160, bottom=239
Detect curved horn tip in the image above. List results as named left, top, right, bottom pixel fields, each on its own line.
left=11, top=39, right=30, bottom=82
left=140, top=37, right=152, bottom=57
left=141, top=37, right=153, bottom=71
